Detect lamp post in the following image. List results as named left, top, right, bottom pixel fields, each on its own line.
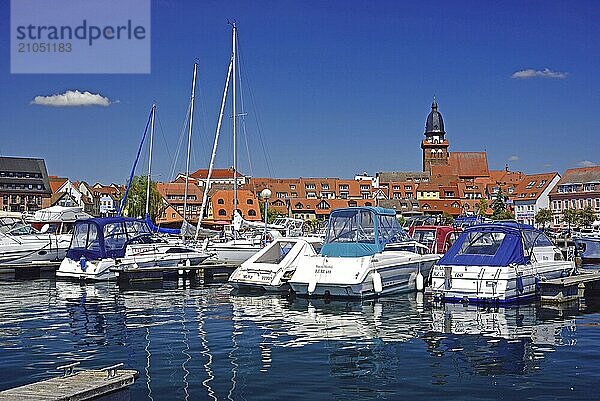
left=260, top=188, right=272, bottom=246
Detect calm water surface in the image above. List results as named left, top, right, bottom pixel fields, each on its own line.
left=0, top=274, right=599, bottom=400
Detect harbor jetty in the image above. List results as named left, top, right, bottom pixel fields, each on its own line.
left=0, top=362, right=137, bottom=401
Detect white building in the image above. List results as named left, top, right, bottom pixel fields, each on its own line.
left=512, top=172, right=560, bottom=227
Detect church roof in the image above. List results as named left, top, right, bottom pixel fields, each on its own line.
left=437, top=152, right=490, bottom=177
left=425, top=99, right=445, bottom=134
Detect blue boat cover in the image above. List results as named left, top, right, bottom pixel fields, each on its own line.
left=66, top=217, right=152, bottom=261
left=438, top=222, right=540, bottom=267
left=145, top=214, right=180, bottom=235
left=321, top=207, right=408, bottom=257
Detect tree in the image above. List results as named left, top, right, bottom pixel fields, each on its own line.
left=259, top=200, right=280, bottom=224
left=562, top=208, right=579, bottom=231
left=475, top=199, right=489, bottom=216
left=396, top=215, right=406, bottom=227
left=579, top=206, right=596, bottom=228
left=534, top=208, right=553, bottom=229
left=490, top=190, right=513, bottom=220
left=123, top=175, right=163, bottom=221
left=441, top=212, right=454, bottom=225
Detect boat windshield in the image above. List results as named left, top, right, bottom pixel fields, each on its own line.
left=458, top=232, right=506, bottom=256
left=326, top=209, right=375, bottom=244
left=412, top=229, right=436, bottom=247
left=71, top=222, right=101, bottom=252
left=0, top=217, right=38, bottom=236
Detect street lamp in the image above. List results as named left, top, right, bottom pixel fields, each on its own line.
left=260, top=188, right=272, bottom=246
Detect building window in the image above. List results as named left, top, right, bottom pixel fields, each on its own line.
left=339, top=185, right=349, bottom=190
left=305, top=184, right=316, bottom=189
left=360, top=185, right=369, bottom=190
left=290, top=185, right=296, bottom=190
left=276, top=192, right=288, bottom=198
left=217, top=198, right=224, bottom=205
left=526, top=181, right=536, bottom=189
left=393, top=185, right=400, bottom=190
left=291, top=192, right=298, bottom=198
left=579, top=199, right=584, bottom=208
left=321, top=184, right=329, bottom=190
left=218, top=209, right=227, bottom=216
left=248, top=210, right=257, bottom=216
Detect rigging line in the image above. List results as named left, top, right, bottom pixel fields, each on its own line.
left=169, top=100, right=193, bottom=181
left=236, top=36, right=254, bottom=181
left=155, top=113, right=173, bottom=165
left=237, top=37, right=274, bottom=178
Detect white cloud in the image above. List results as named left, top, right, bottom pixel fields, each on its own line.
left=511, top=68, right=568, bottom=79
left=31, top=90, right=112, bottom=107
left=508, top=155, right=519, bottom=161
left=578, top=160, right=597, bottom=167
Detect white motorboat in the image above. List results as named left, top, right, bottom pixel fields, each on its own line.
left=56, top=217, right=211, bottom=281
left=572, top=227, right=600, bottom=264
left=228, top=236, right=323, bottom=292
left=430, top=222, right=575, bottom=303
left=289, top=207, right=440, bottom=298
left=0, top=207, right=90, bottom=266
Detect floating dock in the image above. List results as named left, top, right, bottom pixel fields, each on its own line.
left=0, top=261, right=60, bottom=277
left=111, top=260, right=238, bottom=284
left=540, top=269, right=600, bottom=303
left=0, top=362, right=137, bottom=401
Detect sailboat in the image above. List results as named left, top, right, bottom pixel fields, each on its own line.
left=191, top=22, right=278, bottom=265
left=57, top=104, right=211, bottom=281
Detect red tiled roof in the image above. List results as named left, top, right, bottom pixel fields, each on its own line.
left=190, top=167, right=244, bottom=179
left=446, top=152, right=489, bottom=177
left=512, top=172, right=559, bottom=200
left=49, top=177, right=68, bottom=193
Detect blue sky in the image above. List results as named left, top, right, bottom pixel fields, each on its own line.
left=0, top=0, right=598, bottom=184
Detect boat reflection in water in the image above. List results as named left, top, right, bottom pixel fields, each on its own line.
left=426, top=302, right=578, bottom=377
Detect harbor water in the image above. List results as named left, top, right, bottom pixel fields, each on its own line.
left=1, top=272, right=599, bottom=400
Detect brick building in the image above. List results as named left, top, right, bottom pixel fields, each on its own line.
left=549, top=167, right=600, bottom=228
left=0, top=156, right=51, bottom=213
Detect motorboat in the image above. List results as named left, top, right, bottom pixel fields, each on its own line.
left=228, top=236, right=323, bottom=292
left=430, top=222, right=575, bottom=303
left=0, top=207, right=90, bottom=266
left=289, top=207, right=440, bottom=298
left=408, top=225, right=462, bottom=254
left=572, top=228, right=600, bottom=264
left=56, top=217, right=211, bottom=280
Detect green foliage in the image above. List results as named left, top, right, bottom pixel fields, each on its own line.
left=562, top=208, right=580, bottom=227
left=534, top=208, right=553, bottom=228
left=123, top=175, right=163, bottom=220
left=490, top=190, right=513, bottom=220
left=259, top=201, right=280, bottom=224
left=475, top=198, right=489, bottom=216
left=578, top=206, right=596, bottom=227
left=441, top=212, right=454, bottom=224
left=396, top=215, right=406, bottom=226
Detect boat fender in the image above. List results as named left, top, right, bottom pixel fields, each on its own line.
left=79, top=256, right=87, bottom=271
left=308, top=278, right=317, bottom=295
left=372, top=271, right=383, bottom=294
left=416, top=271, right=424, bottom=292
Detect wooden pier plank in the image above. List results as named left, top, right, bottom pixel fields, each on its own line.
left=0, top=369, right=138, bottom=401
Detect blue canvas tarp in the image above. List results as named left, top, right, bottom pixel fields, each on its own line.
left=320, top=207, right=406, bottom=257
left=438, top=223, right=532, bottom=267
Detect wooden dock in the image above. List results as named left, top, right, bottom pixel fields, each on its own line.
left=0, top=261, right=60, bottom=278
left=0, top=363, right=137, bottom=401
left=540, top=269, right=600, bottom=304
left=111, top=260, right=238, bottom=284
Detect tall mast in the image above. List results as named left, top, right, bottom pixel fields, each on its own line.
left=195, top=58, right=233, bottom=240
left=183, top=62, right=197, bottom=237
left=232, top=22, right=238, bottom=225
left=145, top=103, right=156, bottom=217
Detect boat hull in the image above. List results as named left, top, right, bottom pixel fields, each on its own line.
left=289, top=252, right=439, bottom=299
left=0, top=235, right=70, bottom=266
left=430, top=261, right=575, bottom=304
left=57, top=245, right=210, bottom=281
left=574, top=237, right=600, bottom=264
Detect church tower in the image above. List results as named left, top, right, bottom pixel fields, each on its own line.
left=421, top=99, right=449, bottom=173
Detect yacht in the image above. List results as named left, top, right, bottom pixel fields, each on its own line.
left=408, top=224, right=462, bottom=254
left=289, top=207, right=439, bottom=298
left=229, top=236, right=323, bottom=292
left=430, top=222, right=575, bottom=303
left=572, top=227, right=600, bottom=264
left=56, top=217, right=211, bottom=280
left=0, top=206, right=90, bottom=266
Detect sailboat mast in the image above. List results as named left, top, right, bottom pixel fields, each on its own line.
left=195, top=58, right=233, bottom=240
left=145, top=103, right=156, bottom=217
left=232, top=22, right=238, bottom=222
left=183, top=62, right=198, bottom=236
